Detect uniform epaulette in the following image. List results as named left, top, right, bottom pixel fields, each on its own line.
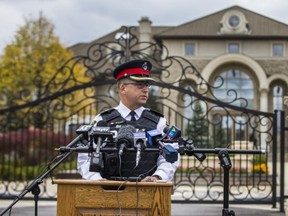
left=142, top=109, right=163, bottom=124
left=146, top=109, right=164, bottom=118
left=100, top=108, right=115, bottom=115
left=100, top=108, right=121, bottom=122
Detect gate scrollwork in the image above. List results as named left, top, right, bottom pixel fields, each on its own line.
left=0, top=26, right=275, bottom=203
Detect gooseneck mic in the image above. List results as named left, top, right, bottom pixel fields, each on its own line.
left=133, top=131, right=147, bottom=167
left=117, top=125, right=136, bottom=156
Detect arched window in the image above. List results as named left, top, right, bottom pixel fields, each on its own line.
left=273, top=85, right=283, bottom=110
left=272, top=85, right=284, bottom=131
left=212, top=68, right=255, bottom=144
left=214, top=69, right=254, bottom=109
left=183, top=85, right=194, bottom=118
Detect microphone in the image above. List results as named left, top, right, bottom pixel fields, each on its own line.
left=163, top=125, right=181, bottom=140
left=133, top=131, right=147, bottom=167
left=146, top=129, right=162, bottom=147
left=161, top=145, right=178, bottom=163
left=116, top=125, right=136, bottom=156
left=76, top=124, right=94, bottom=136
left=146, top=125, right=181, bottom=147
left=89, top=121, right=112, bottom=172
left=164, top=125, right=206, bottom=162
left=146, top=128, right=178, bottom=163
left=58, top=124, right=93, bottom=151
left=90, top=120, right=113, bottom=142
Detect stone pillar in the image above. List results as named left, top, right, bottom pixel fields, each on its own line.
left=259, top=88, right=268, bottom=112
left=284, top=96, right=288, bottom=110
left=260, top=88, right=269, bottom=150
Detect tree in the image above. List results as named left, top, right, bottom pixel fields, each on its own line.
left=185, top=100, right=209, bottom=147
left=146, top=87, right=162, bottom=113
left=0, top=13, right=95, bottom=129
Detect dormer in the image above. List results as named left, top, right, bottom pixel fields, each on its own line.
left=219, top=10, right=251, bottom=35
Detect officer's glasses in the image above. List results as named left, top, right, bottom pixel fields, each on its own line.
left=123, top=82, right=151, bottom=89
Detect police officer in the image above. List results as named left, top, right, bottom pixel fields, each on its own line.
left=77, top=59, right=179, bottom=182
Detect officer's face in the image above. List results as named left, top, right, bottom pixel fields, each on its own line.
left=119, top=80, right=150, bottom=110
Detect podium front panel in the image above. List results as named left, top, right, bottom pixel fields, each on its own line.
left=55, top=180, right=172, bottom=216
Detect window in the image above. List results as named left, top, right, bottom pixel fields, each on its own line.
left=185, top=43, right=195, bottom=56
left=273, top=85, right=283, bottom=131
left=273, top=86, right=283, bottom=110
left=214, top=69, right=254, bottom=108
left=228, top=15, right=240, bottom=28
left=273, top=43, right=284, bottom=57
left=228, top=43, right=240, bottom=53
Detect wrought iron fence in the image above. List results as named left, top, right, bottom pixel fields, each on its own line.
left=0, top=26, right=281, bottom=207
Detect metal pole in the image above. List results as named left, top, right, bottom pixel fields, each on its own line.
left=279, top=110, right=285, bottom=212
left=272, top=110, right=278, bottom=208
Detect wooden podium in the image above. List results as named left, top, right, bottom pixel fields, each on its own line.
left=55, top=179, right=172, bottom=216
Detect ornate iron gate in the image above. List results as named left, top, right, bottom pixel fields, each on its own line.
left=0, top=26, right=284, bottom=208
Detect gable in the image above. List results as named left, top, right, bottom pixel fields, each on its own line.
left=155, top=5, right=288, bottom=39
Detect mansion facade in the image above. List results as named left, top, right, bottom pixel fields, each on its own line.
left=71, top=5, right=288, bottom=117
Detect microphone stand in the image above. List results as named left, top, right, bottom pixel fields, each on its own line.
left=0, top=134, right=87, bottom=216
left=218, top=149, right=235, bottom=216
left=188, top=147, right=264, bottom=216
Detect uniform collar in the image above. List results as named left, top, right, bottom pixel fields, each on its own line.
left=116, top=101, right=145, bottom=120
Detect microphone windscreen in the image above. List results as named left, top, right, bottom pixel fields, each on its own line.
left=117, top=125, right=136, bottom=144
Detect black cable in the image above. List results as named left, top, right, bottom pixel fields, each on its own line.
left=118, top=154, right=122, bottom=178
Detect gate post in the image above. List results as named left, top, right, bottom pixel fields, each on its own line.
left=279, top=110, right=285, bottom=212
left=272, top=110, right=278, bottom=208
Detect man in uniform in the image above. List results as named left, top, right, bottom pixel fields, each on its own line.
left=77, top=59, right=178, bottom=182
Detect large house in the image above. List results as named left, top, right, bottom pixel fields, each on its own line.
left=71, top=5, right=288, bottom=115
left=70, top=5, right=288, bottom=150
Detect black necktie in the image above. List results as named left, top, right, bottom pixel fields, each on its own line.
left=130, top=111, right=136, bottom=121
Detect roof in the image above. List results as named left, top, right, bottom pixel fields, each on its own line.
left=70, top=5, right=288, bottom=55
left=154, top=5, right=288, bottom=39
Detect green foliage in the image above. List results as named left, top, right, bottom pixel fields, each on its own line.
left=0, top=163, right=44, bottom=181
left=211, top=124, right=228, bottom=148
left=0, top=13, right=95, bottom=130
left=185, top=101, right=227, bottom=148
left=0, top=158, right=77, bottom=181
left=0, top=13, right=73, bottom=102
left=253, top=154, right=267, bottom=165
left=146, top=87, right=162, bottom=113
left=185, top=101, right=209, bottom=147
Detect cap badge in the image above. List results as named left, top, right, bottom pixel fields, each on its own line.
left=142, top=62, right=148, bottom=71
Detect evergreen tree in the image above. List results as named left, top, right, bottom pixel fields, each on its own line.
left=185, top=100, right=209, bottom=147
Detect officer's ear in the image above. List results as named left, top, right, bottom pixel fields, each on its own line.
left=118, top=82, right=125, bottom=91
left=118, top=78, right=128, bottom=91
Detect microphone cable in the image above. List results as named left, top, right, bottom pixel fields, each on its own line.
left=134, top=165, right=157, bottom=216
left=115, top=179, right=128, bottom=216
left=118, top=153, right=122, bottom=178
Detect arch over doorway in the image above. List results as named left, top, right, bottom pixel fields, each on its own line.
left=201, top=54, right=269, bottom=91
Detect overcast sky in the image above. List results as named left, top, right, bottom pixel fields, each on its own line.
left=1, top=0, right=288, bottom=54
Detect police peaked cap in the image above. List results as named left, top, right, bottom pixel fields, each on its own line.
left=113, top=59, right=154, bottom=82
